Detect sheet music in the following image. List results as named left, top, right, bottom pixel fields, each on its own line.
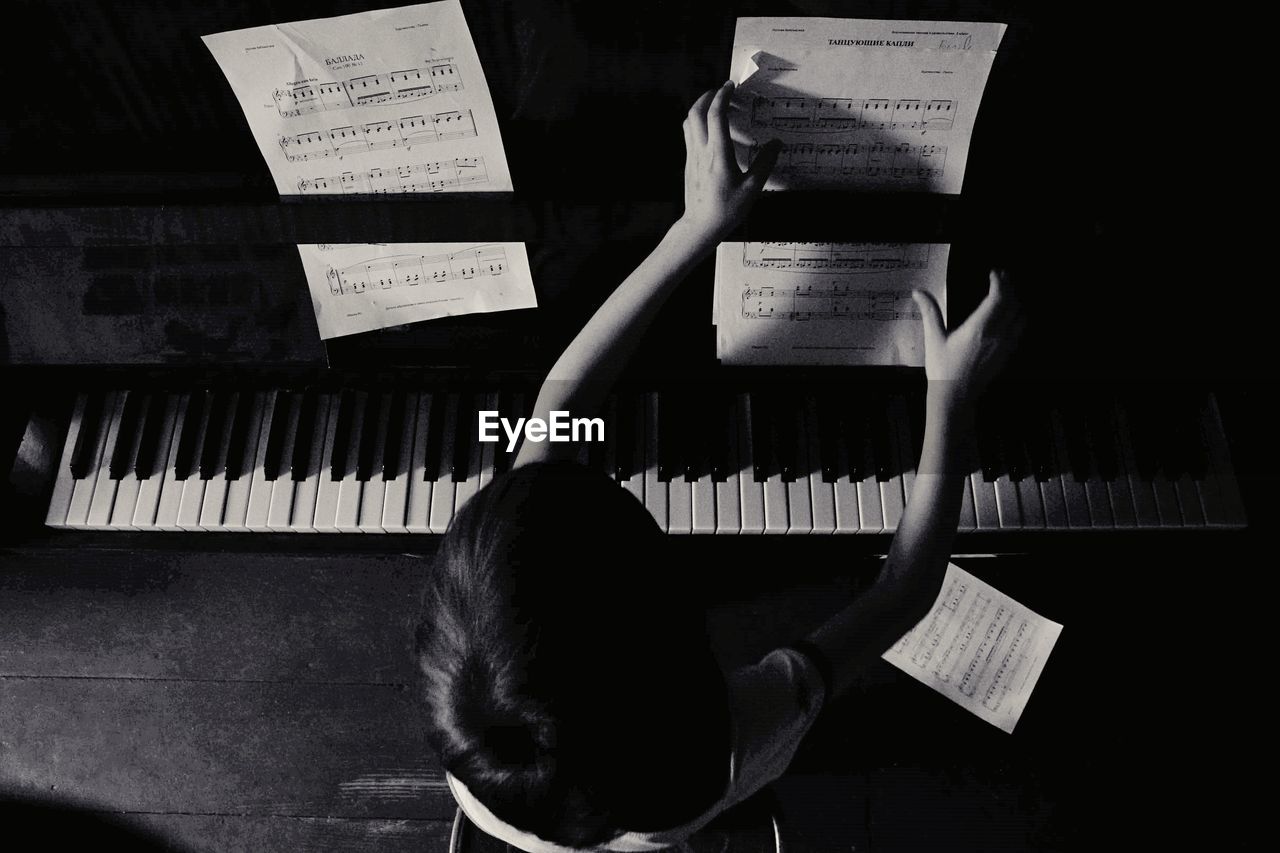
left=713, top=242, right=947, bottom=366
left=728, top=17, right=1005, bottom=193
left=296, top=242, right=536, bottom=339
left=203, top=1, right=513, bottom=195
left=883, top=563, right=1063, bottom=733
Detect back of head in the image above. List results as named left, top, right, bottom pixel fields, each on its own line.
left=417, top=462, right=728, bottom=847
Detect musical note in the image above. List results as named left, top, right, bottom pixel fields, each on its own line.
left=741, top=242, right=932, bottom=273
left=327, top=245, right=509, bottom=295
left=751, top=141, right=947, bottom=184
left=297, top=157, right=488, bottom=194
left=750, top=96, right=957, bottom=133
left=279, top=110, right=478, bottom=162
left=740, top=285, right=920, bottom=322
left=272, top=63, right=464, bottom=117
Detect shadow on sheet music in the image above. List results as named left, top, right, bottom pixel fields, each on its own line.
left=0, top=793, right=186, bottom=851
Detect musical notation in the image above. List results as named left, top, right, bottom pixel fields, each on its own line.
left=273, top=63, right=463, bottom=117
left=750, top=96, right=957, bottom=133
left=327, top=245, right=509, bottom=295
left=741, top=242, right=932, bottom=273
left=279, top=110, right=477, bottom=162
left=741, top=285, right=921, bottom=322
left=297, top=157, right=489, bottom=194
left=756, top=141, right=947, bottom=181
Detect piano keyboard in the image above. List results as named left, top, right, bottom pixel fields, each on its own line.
left=43, top=386, right=1247, bottom=534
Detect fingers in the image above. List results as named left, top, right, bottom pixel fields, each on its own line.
left=706, top=80, right=737, bottom=169
left=684, top=87, right=718, bottom=146
left=971, top=268, right=1019, bottom=328
left=912, top=289, right=946, bottom=346
left=744, top=138, right=781, bottom=190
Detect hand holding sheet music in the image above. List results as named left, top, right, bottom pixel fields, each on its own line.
left=728, top=17, right=1005, bottom=193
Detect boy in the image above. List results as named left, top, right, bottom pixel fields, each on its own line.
left=418, top=81, right=1023, bottom=851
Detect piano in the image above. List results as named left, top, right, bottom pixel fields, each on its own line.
left=18, top=376, right=1246, bottom=540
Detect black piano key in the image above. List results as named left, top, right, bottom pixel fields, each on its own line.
left=1178, top=391, right=1211, bottom=481
left=773, top=392, right=798, bottom=483
left=291, top=390, right=320, bottom=482
left=683, top=391, right=710, bottom=482
left=610, top=392, right=632, bottom=481
left=839, top=396, right=866, bottom=482
left=381, top=391, right=407, bottom=481
left=1003, top=398, right=1034, bottom=482
left=133, top=393, right=169, bottom=480
left=587, top=417, right=608, bottom=472
left=1086, top=398, right=1120, bottom=481
left=69, top=392, right=107, bottom=478
left=709, top=391, right=734, bottom=483
left=493, top=389, right=515, bottom=476
left=108, top=390, right=146, bottom=479
left=356, top=391, right=384, bottom=482
left=263, top=391, right=296, bottom=482
left=749, top=391, right=774, bottom=482
left=330, top=389, right=356, bottom=481
left=173, top=391, right=208, bottom=481
left=869, top=392, right=895, bottom=483
left=197, top=391, right=231, bottom=480
left=656, top=389, right=679, bottom=483
left=422, top=390, right=448, bottom=481
left=223, top=392, right=256, bottom=481
left=1059, top=405, right=1093, bottom=481
left=451, top=391, right=475, bottom=483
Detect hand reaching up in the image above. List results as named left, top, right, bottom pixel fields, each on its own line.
left=912, top=270, right=1025, bottom=408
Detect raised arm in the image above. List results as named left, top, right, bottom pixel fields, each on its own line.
left=807, top=272, right=1025, bottom=696
left=515, top=81, right=780, bottom=467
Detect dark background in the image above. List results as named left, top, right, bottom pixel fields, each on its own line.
left=0, top=1, right=1266, bottom=850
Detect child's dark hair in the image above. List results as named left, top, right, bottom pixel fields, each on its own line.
left=417, top=462, right=729, bottom=847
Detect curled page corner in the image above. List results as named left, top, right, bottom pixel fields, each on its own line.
left=736, top=49, right=766, bottom=85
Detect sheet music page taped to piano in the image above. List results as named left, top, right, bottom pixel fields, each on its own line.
left=202, top=0, right=513, bottom=195
left=296, top=242, right=536, bottom=339
left=728, top=17, right=1005, bottom=193
left=883, top=563, right=1062, bottom=733
left=714, top=242, right=948, bottom=366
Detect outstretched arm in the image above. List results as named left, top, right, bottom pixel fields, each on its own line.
left=807, top=272, right=1025, bottom=696
left=515, top=82, right=779, bottom=467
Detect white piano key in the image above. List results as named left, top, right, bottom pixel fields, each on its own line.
left=642, top=393, right=668, bottom=532
left=783, top=405, right=812, bottom=535
left=197, top=391, right=241, bottom=532
left=290, top=393, right=332, bottom=533
left=108, top=393, right=150, bottom=531
left=1174, top=475, right=1206, bottom=527
left=406, top=392, right=434, bottom=533
left=357, top=393, right=393, bottom=532
left=806, top=400, right=835, bottom=534
left=714, top=397, right=742, bottom=534
left=892, top=395, right=918, bottom=505
left=1038, top=477, right=1069, bottom=529
left=1049, top=411, right=1092, bottom=529
left=475, top=391, right=498, bottom=492
left=45, top=393, right=88, bottom=528
left=1199, top=396, right=1247, bottom=527
left=313, top=394, right=345, bottom=533
left=268, top=392, right=305, bottom=532
left=668, top=477, right=694, bottom=535
left=617, top=396, right=646, bottom=507
left=992, top=475, right=1023, bottom=529
left=244, top=391, right=280, bottom=532
left=854, top=466, right=884, bottom=535
left=1112, top=403, right=1160, bottom=528
left=176, top=392, right=215, bottom=532
left=691, top=474, right=716, bottom=534
left=736, top=394, right=765, bottom=534
left=956, top=473, right=978, bottom=532
left=335, top=390, right=369, bottom=533
left=222, top=392, right=266, bottom=532
left=86, top=391, right=130, bottom=529
left=452, top=396, right=486, bottom=520
left=1083, top=476, right=1114, bottom=529
left=970, top=473, right=1000, bottom=530
left=428, top=392, right=459, bottom=534
left=132, top=395, right=181, bottom=529
left=66, top=391, right=120, bottom=529
left=152, top=394, right=192, bottom=531
left=1015, top=476, right=1045, bottom=529
left=382, top=391, right=419, bottom=534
